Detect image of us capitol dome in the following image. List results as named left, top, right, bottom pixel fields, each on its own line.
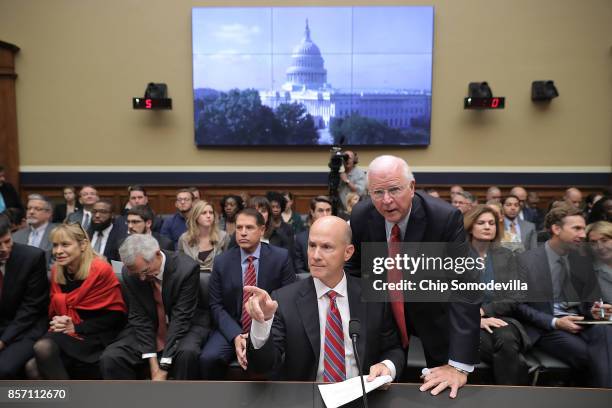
left=259, top=19, right=431, bottom=145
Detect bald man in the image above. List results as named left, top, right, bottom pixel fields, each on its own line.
left=564, top=187, right=583, bottom=209
left=245, top=216, right=405, bottom=382
left=346, top=155, right=480, bottom=398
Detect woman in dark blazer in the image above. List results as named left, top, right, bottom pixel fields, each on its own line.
left=52, top=186, right=81, bottom=223
left=26, top=223, right=126, bottom=379
left=465, top=204, right=531, bottom=385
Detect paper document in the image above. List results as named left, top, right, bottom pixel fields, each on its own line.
left=318, top=375, right=392, bottom=408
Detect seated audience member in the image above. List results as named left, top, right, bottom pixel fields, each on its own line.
left=510, top=186, right=538, bottom=224
left=585, top=193, right=604, bottom=219
left=266, top=191, right=296, bottom=241
left=12, top=194, right=57, bottom=265
left=451, top=191, right=471, bottom=214
left=294, top=196, right=333, bottom=276
left=52, top=186, right=80, bottom=223
left=2, top=207, right=25, bottom=233
left=245, top=196, right=292, bottom=252
left=88, top=199, right=123, bottom=262
left=0, top=215, right=48, bottom=379
left=178, top=200, right=229, bottom=273
left=117, top=205, right=174, bottom=258
left=501, top=195, right=537, bottom=252
left=344, top=192, right=360, bottom=216
left=425, top=188, right=440, bottom=198
left=587, top=196, right=612, bottom=224
left=245, top=216, right=405, bottom=381
left=338, top=150, right=367, bottom=210
left=527, top=191, right=545, bottom=231
left=587, top=221, right=612, bottom=303
left=486, top=186, right=502, bottom=204
left=27, top=223, right=126, bottom=379
left=564, top=187, right=583, bottom=210
left=188, top=187, right=201, bottom=202
left=199, top=208, right=295, bottom=379
left=100, top=234, right=206, bottom=380
left=113, top=186, right=162, bottom=237
left=219, top=195, right=243, bottom=235
left=515, top=204, right=612, bottom=388
left=449, top=185, right=464, bottom=201
left=281, top=191, right=304, bottom=234
left=66, top=185, right=99, bottom=231
left=464, top=206, right=530, bottom=385
left=0, top=165, right=24, bottom=212
left=160, top=189, right=194, bottom=247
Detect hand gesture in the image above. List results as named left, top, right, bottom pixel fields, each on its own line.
left=480, top=317, right=508, bottom=334
left=234, top=333, right=248, bottom=370
left=420, top=365, right=468, bottom=399
left=50, top=316, right=75, bottom=334
left=243, top=286, right=278, bottom=323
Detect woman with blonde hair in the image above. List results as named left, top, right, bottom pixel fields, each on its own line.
left=178, top=200, right=229, bottom=272
left=27, top=223, right=126, bottom=379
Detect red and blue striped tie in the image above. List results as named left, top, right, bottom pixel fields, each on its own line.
left=323, top=290, right=346, bottom=383
left=241, top=255, right=257, bottom=333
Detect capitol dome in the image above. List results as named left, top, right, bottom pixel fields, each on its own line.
left=284, top=19, right=327, bottom=90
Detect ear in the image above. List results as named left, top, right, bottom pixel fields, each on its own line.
left=145, top=220, right=153, bottom=230
left=550, top=223, right=561, bottom=237
left=344, top=244, right=355, bottom=261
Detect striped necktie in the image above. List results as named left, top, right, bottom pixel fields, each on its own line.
left=241, top=255, right=257, bottom=333
left=322, top=290, right=346, bottom=383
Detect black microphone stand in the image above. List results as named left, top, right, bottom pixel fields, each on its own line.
left=349, top=319, right=368, bottom=408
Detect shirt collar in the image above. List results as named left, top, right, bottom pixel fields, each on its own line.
left=30, top=222, right=48, bottom=234
left=545, top=241, right=567, bottom=264
left=240, top=243, right=262, bottom=263
left=313, top=272, right=348, bottom=300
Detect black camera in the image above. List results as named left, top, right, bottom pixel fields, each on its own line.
left=327, top=147, right=348, bottom=215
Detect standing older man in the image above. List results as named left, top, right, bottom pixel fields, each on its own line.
left=12, top=194, right=56, bottom=265
left=346, top=155, right=480, bottom=398
left=244, top=216, right=405, bottom=382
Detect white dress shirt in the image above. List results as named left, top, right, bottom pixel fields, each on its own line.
left=27, top=223, right=48, bottom=248
left=251, top=273, right=396, bottom=381
left=91, top=224, right=113, bottom=255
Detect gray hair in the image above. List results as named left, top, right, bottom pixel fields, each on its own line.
left=119, top=234, right=160, bottom=266
left=367, top=155, right=415, bottom=184
left=27, top=194, right=52, bottom=211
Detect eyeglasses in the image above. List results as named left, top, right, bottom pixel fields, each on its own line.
left=370, top=185, right=408, bottom=201
left=126, top=219, right=144, bottom=225
left=176, top=198, right=192, bottom=202
left=65, top=221, right=88, bottom=236
left=27, top=206, right=49, bottom=212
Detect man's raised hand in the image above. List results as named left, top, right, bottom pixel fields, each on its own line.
left=244, top=286, right=278, bottom=323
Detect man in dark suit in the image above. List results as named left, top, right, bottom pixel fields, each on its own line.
left=199, top=208, right=296, bottom=379
left=66, top=185, right=99, bottom=231
left=516, top=203, right=612, bottom=387
left=293, top=196, right=332, bottom=276
left=0, top=214, right=49, bottom=379
left=100, top=234, right=206, bottom=380
left=510, top=186, right=539, bottom=224
left=87, top=199, right=123, bottom=262
left=0, top=166, right=23, bottom=212
left=12, top=194, right=56, bottom=266
left=112, top=186, right=163, bottom=237
left=245, top=216, right=405, bottom=382
left=346, top=155, right=480, bottom=398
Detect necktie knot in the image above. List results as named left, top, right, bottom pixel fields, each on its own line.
left=247, top=255, right=255, bottom=264
left=327, top=290, right=338, bottom=303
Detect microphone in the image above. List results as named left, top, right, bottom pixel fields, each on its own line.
left=349, top=319, right=368, bottom=408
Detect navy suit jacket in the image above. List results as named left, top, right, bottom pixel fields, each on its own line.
left=293, top=229, right=309, bottom=275
left=209, top=243, right=296, bottom=343
left=346, top=191, right=481, bottom=366
left=515, top=245, right=600, bottom=343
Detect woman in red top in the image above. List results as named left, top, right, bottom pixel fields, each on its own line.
left=26, top=223, right=126, bottom=379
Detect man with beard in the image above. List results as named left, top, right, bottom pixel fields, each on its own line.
left=12, top=194, right=56, bottom=266
left=113, top=186, right=163, bottom=237
left=161, top=189, right=194, bottom=248
left=0, top=214, right=49, bottom=379
left=125, top=206, right=173, bottom=251
left=88, top=199, right=123, bottom=262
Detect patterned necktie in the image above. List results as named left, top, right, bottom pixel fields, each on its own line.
left=323, top=290, right=346, bottom=383
left=82, top=213, right=91, bottom=231
left=241, top=255, right=257, bottom=333
left=151, top=279, right=167, bottom=352
left=28, top=229, right=39, bottom=247
left=388, top=224, right=409, bottom=348
left=93, top=231, right=103, bottom=253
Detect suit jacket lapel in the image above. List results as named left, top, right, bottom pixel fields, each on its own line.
left=296, top=278, right=320, bottom=365
left=230, top=248, right=244, bottom=315
left=404, top=194, right=427, bottom=243
left=257, top=244, right=268, bottom=290
left=161, top=250, right=176, bottom=312
left=347, top=276, right=366, bottom=371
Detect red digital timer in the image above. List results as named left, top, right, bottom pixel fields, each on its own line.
left=132, top=98, right=172, bottom=110
left=464, top=97, right=505, bottom=109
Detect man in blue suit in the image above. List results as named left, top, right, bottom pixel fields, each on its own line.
left=199, top=208, right=296, bottom=379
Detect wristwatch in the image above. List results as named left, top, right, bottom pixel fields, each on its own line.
left=453, top=366, right=470, bottom=376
